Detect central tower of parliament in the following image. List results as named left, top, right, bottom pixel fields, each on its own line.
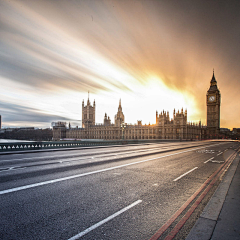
left=53, top=72, right=221, bottom=140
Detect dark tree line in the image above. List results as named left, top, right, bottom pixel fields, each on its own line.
left=0, top=128, right=53, bottom=141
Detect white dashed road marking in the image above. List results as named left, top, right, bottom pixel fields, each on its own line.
left=173, top=167, right=198, bottom=182
left=68, top=200, right=142, bottom=240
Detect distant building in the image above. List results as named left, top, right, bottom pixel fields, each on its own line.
left=52, top=72, right=224, bottom=141
left=52, top=122, right=67, bottom=140
left=104, top=113, right=111, bottom=126
left=82, top=92, right=95, bottom=128
left=155, top=108, right=202, bottom=140
left=53, top=98, right=203, bottom=141
left=0, top=127, right=52, bottom=141
left=232, top=128, right=240, bottom=140
left=232, top=128, right=240, bottom=134
left=206, top=71, right=221, bottom=138
left=219, top=128, right=231, bottom=139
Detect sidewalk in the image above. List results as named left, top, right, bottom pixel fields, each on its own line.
left=186, top=151, right=240, bottom=240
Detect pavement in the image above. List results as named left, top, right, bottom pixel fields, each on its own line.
left=186, top=150, right=240, bottom=240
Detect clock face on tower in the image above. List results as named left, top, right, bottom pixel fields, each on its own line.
left=208, top=95, right=215, bottom=102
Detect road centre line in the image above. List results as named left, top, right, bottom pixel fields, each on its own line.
left=0, top=144, right=221, bottom=195
left=68, top=200, right=142, bottom=240
left=204, top=157, right=214, bottom=164
left=211, top=160, right=224, bottom=163
left=173, top=167, right=198, bottom=182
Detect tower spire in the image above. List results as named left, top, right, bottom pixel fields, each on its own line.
left=118, top=99, right=122, bottom=111
left=87, top=91, right=90, bottom=105
left=210, top=70, right=217, bottom=86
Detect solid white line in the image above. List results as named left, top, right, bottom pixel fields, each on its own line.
left=173, top=167, right=198, bottom=182
left=204, top=157, right=214, bottom=164
left=217, top=152, right=223, bottom=156
left=67, top=200, right=142, bottom=240
left=0, top=144, right=219, bottom=195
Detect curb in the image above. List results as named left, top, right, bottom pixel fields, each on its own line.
left=186, top=152, right=240, bottom=240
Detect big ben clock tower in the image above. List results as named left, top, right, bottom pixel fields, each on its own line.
left=206, top=71, right=221, bottom=137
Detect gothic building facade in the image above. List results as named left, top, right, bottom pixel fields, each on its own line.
left=82, top=92, right=95, bottom=128
left=206, top=71, right=221, bottom=137
left=53, top=72, right=220, bottom=140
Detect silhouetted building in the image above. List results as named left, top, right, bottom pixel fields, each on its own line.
left=104, top=113, right=111, bottom=126
left=53, top=72, right=224, bottom=141
left=52, top=122, right=66, bottom=140
left=155, top=108, right=202, bottom=140
left=0, top=127, right=52, bottom=141
left=206, top=71, right=221, bottom=138
left=82, top=92, right=95, bottom=128
left=54, top=99, right=202, bottom=141
left=232, top=128, right=240, bottom=140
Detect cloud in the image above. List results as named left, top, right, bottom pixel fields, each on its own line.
left=0, top=101, right=71, bottom=127
left=0, top=0, right=240, bottom=128
left=0, top=0, right=133, bottom=93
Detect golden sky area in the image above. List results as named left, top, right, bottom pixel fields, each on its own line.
left=0, top=0, right=240, bottom=129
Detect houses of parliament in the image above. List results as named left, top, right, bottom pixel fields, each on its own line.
left=53, top=72, right=221, bottom=141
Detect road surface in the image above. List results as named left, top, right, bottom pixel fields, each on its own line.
left=0, top=140, right=239, bottom=240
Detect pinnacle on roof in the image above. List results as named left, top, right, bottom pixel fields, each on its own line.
left=87, top=91, right=89, bottom=104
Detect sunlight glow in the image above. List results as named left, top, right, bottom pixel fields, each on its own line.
left=4, top=0, right=238, bottom=128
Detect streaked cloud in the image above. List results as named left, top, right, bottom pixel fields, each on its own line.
left=0, top=101, right=71, bottom=128
left=0, top=0, right=240, bottom=129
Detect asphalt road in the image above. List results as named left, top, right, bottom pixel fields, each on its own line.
left=0, top=140, right=239, bottom=240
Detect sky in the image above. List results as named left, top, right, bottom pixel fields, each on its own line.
left=0, top=0, right=240, bottom=129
